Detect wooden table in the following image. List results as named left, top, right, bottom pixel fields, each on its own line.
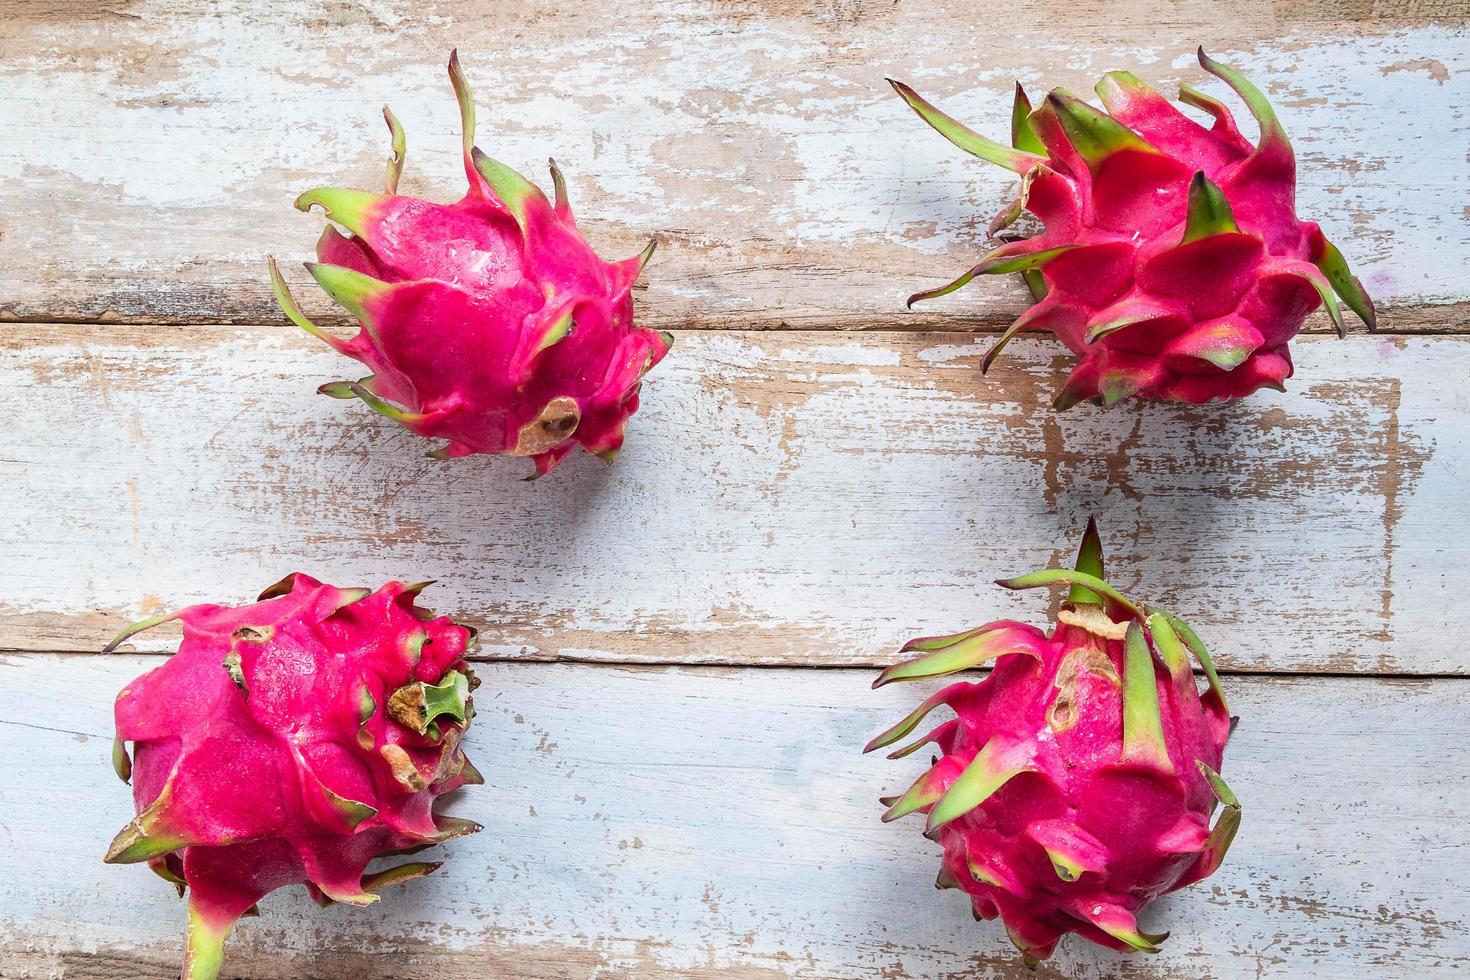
left=2, top=2, right=1467, bottom=977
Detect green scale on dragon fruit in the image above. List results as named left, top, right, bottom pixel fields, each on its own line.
left=866, top=520, right=1240, bottom=964
left=270, top=51, right=672, bottom=477
left=105, top=575, right=482, bottom=980
left=892, top=48, right=1376, bottom=407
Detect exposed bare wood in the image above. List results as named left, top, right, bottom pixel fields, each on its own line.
left=0, top=1, right=1465, bottom=329
left=2, top=655, right=1465, bottom=979
left=0, top=325, right=1461, bottom=673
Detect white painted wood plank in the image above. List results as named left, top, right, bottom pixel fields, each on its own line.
left=0, top=1, right=1464, bottom=327
left=0, top=326, right=1462, bottom=672
left=1, top=655, right=1464, bottom=978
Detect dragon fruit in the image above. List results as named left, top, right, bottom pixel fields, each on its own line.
left=865, top=521, right=1239, bottom=963
left=891, top=49, right=1376, bottom=406
left=103, top=575, right=481, bottom=980
left=269, top=51, right=671, bottom=476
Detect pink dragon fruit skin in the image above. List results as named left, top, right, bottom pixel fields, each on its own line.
left=104, top=575, right=482, bottom=980
left=892, top=48, right=1376, bottom=407
left=865, top=521, right=1239, bottom=964
left=270, top=51, right=671, bottom=476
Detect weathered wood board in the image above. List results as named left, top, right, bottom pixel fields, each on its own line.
left=1, top=325, right=1460, bottom=673
left=2, top=655, right=1466, bottom=979
left=3, top=1, right=1469, bottom=977
left=0, top=1, right=1465, bottom=329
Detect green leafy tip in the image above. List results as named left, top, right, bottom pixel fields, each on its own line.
left=103, top=612, right=178, bottom=653
left=1197, top=48, right=1289, bottom=152
left=1069, top=517, right=1105, bottom=606
left=304, top=262, right=395, bottom=329
left=293, top=187, right=382, bottom=240
left=888, top=78, right=1042, bottom=174
left=317, top=379, right=423, bottom=425
left=996, top=567, right=1141, bottom=619
left=267, top=256, right=347, bottom=351
left=1044, top=90, right=1156, bottom=169
left=906, top=244, right=1077, bottom=308
left=1010, top=82, right=1045, bottom=154
left=448, top=49, right=476, bottom=158
left=383, top=106, right=407, bottom=195
left=470, top=146, right=546, bottom=226
left=926, top=738, right=1033, bottom=833
left=872, top=625, right=1041, bottom=689
left=1121, top=622, right=1172, bottom=772
left=1181, top=171, right=1240, bottom=244
left=1314, top=233, right=1378, bottom=331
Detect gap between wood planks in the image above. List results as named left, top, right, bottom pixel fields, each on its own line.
left=0, top=301, right=1466, bottom=333
left=6, top=648, right=1465, bottom=681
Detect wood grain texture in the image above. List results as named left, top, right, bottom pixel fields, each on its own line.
left=1, top=654, right=1466, bottom=979
left=1, top=325, right=1460, bottom=673
left=0, top=0, right=1466, bottom=329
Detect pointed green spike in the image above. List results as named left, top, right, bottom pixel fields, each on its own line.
left=1094, top=69, right=1154, bottom=109
left=628, top=238, right=657, bottom=277
left=103, top=612, right=177, bottom=653
left=1045, top=847, right=1086, bottom=882
left=980, top=312, right=1036, bottom=375
left=1010, top=82, right=1045, bottom=154
left=456, top=753, right=486, bottom=786
left=863, top=687, right=957, bottom=753
left=382, top=105, right=407, bottom=194
left=1313, top=234, right=1377, bottom=331
left=1076, top=902, right=1168, bottom=952
left=1022, top=268, right=1048, bottom=302
left=426, top=814, right=483, bottom=844
left=182, top=902, right=233, bottom=980
left=533, top=307, right=574, bottom=355
left=898, top=623, right=995, bottom=653
left=1145, top=612, right=1191, bottom=679
left=470, top=146, right=548, bottom=226
left=886, top=719, right=957, bottom=760
left=105, top=790, right=190, bottom=864
left=880, top=766, right=946, bottom=823
left=362, top=861, right=442, bottom=894
left=996, top=568, right=1141, bottom=618
left=658, top=330, right=675, bottom=352
left=1197, top=48, right=1289, bottom=151
left=268, top=256, right=347, bottom=351
left=968, top=855, right=1005, bottom=888
left=293, top=187, right=383, bottom=240
left=304, top=262, right=394, bottom=328
left=358, top=686, right=377, bottom=725
left=1069, top=517, right=1106, bottom=607
left=1099, top=369, right=1146, bottom=406
left=548, top=158, right=570, bottom=214
left=1045, top=90, right=1157, bottom=170
left=1051, top=382, right=1092, bottom=412
left=112, top=735, right=132, bottom=783
left=1178, top=81, right=1233, bottom=126
left=325, top=786, right=377, bottom=830
left=872, top=626, right=1041, bottom=689
left=1290, top=265, right=1347, bottom=338
left=1192, top=761, right=1242, bottom=878
left=907, top=245, right=1077, bottom=307
left=448, top=49, right=476, bottom=158
left=316, top=380, right=422, bottom=424
left=888, top=78, right=1043, bottom=174
left=1121, top=622, right=1172, bottom=772
left=935, top=864, right=960, bottom=890
left=1180, top=171, right=1240, bottom=244
left=149, top=855, right=186, bottom=891
left=1161, top=612, right=1228, bottom=714
left=927, top=739, right=1032, bottom=833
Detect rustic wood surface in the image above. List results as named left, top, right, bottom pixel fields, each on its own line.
left=0, top=1, right=1466, bottom=330
left=3, top=656, right=1468, bottom=979
left=1, top=326, right=1462, bottom=675
left=2, top=0, right=1468, bottom=977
